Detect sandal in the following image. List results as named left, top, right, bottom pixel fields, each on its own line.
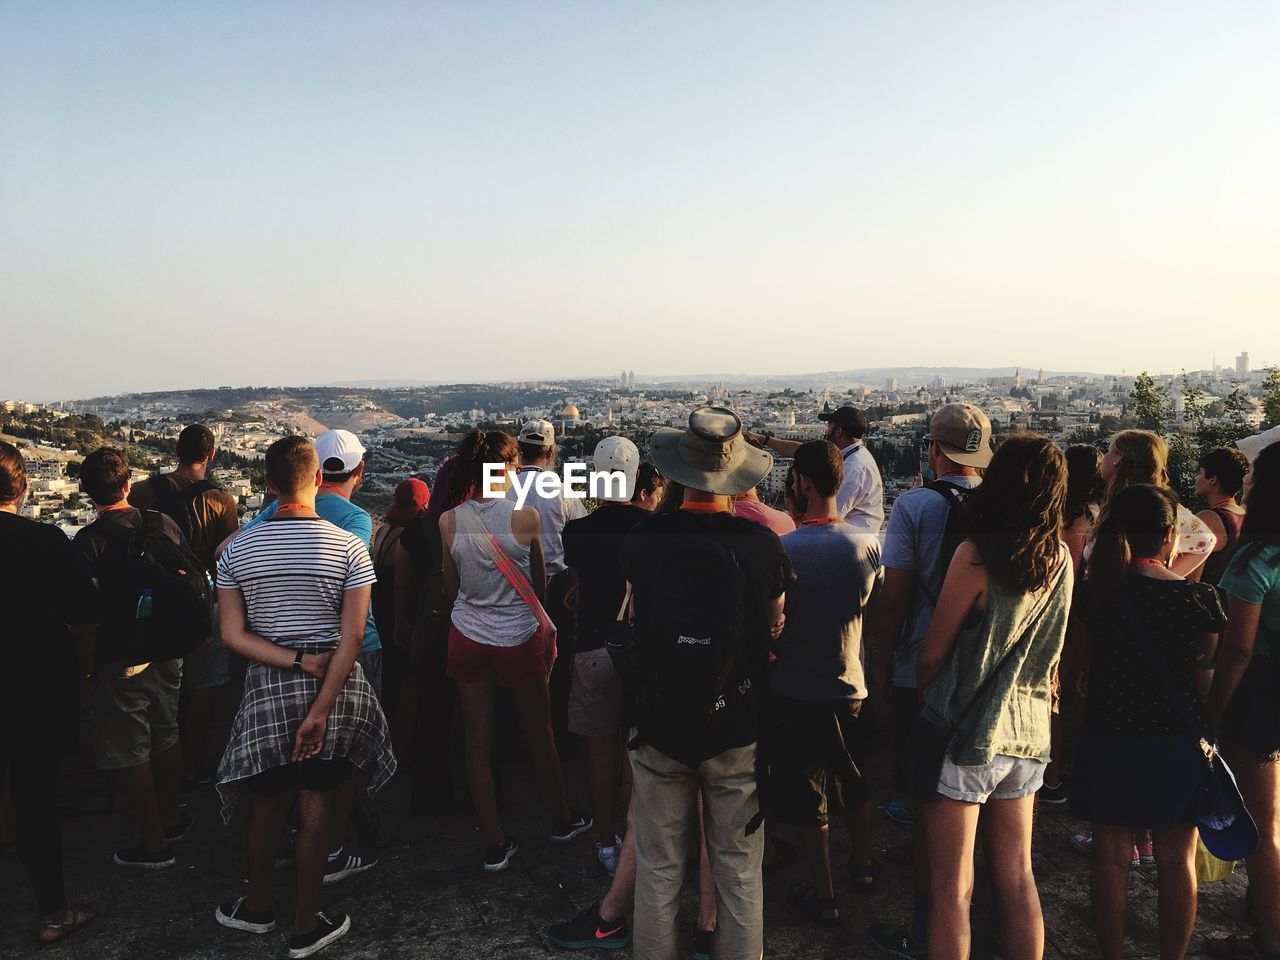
left=37, top=901, right=98, bottom=945
left=848, top=858, right=880, bottom=894
left=786, top=881, right=841, bottom=926
left=1208, top=934, right=1280, bottom=959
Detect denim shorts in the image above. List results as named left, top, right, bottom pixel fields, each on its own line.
left=936, top=753, right=1046, bottom=804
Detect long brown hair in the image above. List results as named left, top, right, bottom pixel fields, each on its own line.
left=964, top=432, right=1067, bottom=593
left=1097, top=430, right=1170, bottom=539
left=448, top=429, right=519, bottom=506
left=1229, top=441, right=1280, bottom=571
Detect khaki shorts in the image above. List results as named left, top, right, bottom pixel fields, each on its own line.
left=568, top=649, right=622, bottom=737
left=93, top=658, right=183, bottom=770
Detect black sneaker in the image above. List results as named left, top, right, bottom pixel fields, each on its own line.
left=541, top=901, right=630, bottom=950
left=287, top=912, right=350, bottom=959
left=692, top=928, right=713, bottom=960
left=870, top=919, right=928, bottom=960
left=322, top=847, right=379, bottom=886
left=483, top=835, right=519, bottom=873
left=215, top=896, right=276, bottom=934
left=113, top=842, right=176, bottom=870
left=550, top=810, right=593, bottom=845
left=164, top=810, right=194, bottom=843
left=1037, top=781, right=1069, bottom=805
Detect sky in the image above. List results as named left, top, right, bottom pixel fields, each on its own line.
left=2, top=1, right=1278, bottom=401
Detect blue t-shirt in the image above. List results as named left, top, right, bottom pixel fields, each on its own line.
left=1219, top=542, right=1280, bottom=658
left=774, top=522, right=882, bottom=702
left=246, top=493, right=381, bottom=654
left=880, top=475, right=981, bottom=688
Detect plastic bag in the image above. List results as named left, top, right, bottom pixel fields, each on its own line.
left=1195, top=837, right=1237, bottom=883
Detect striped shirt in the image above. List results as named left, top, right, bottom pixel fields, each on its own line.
left=216, top=516, right=377, bottom=646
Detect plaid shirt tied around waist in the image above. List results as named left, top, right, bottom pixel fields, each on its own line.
left=216, top=643, right=396, bottom=822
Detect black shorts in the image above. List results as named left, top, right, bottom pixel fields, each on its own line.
left=767, top=695, right=870, bottom=827
left=245, top=757, right=353, bottom=797
left=1221, top=654, right=1280, bottom=763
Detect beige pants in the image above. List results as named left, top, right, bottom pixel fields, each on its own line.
left=629, top=740, right=763, bottom=960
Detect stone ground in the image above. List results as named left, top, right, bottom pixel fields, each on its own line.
left=1, top=734, right=1257, bottom=959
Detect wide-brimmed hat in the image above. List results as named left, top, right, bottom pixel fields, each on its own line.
left=1237, top=425, right=1280, bottom=463
left=649, top=407, right=773, bottom=496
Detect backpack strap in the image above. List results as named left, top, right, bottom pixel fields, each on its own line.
left=916, top=480, right=969, bottom=608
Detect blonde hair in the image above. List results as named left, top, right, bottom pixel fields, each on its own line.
left=1106, top=430, right=1169, bottom=496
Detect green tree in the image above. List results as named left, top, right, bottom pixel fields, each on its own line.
left=1129, top=372, right=1169, bottom=431
left=1180, top=376, right=1207, bottom=429
left=1262, top=367, right=1280, bottom=428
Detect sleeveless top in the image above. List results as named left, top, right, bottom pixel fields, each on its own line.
left=1202, top=508, right=1245, bottom=587
left=921, top=551, right=1072, bottom=765
left=449, top=498, right=537, bottom=647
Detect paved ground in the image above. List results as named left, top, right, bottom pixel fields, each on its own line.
left=1, top=736, right=1257, bottom=959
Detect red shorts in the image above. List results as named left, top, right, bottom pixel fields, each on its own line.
left=446, top=625, right=550, bottom=688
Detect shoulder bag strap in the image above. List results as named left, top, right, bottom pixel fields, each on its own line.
left=456, top=502, right=551, bottom=629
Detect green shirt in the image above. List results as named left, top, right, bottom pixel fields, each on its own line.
left=1219, top=542, right=1280, bottom=658
left=921, top=560, right=1072, bottom=765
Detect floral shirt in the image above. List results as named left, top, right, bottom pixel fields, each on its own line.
left=1175, top=503, right=1216, bottom=559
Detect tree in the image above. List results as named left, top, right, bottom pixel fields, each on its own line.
left=1129, top=372, right=1169, bottom=431
left=1065, top=426, right=1101, bottom=445
left=1180, top=376, right=1207, bottom=429
left=1262, top=367, right=1280, bottom=429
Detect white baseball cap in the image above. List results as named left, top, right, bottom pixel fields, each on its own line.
left=316, top=429, right=366, bottom=474
left=519, top=419, right=556, bottom=447
left=592, top=436, right=640, bottom=501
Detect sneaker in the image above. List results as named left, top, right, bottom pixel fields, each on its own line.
left=869, top=919, right=927, bottom=960
left=1069, top=833, right=1140, bottom=867
left=215, top=896, right=276, bottom=934
left=113, top=842, right=176, bottom=870
left=483, top=835, right=519, bottom=873
left=886, top=799, right=915, bottom=826
left=1037, top=781, right=1069, bottom=805
left=550, top=810, right=594, bottom=845
left=541, top=901, right=630, bottom=950
left=322, top=847, right=379, bottom=886
left=164, top=811, right=194, bottom=843
left=287, top=911, right=351, bottom=959
left=1136, top=839, right=1156, bottom=866
left=692, top=928, right=713, bottom=960
left=596, top=840, right=622, bottom=877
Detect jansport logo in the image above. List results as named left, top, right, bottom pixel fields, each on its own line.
left=676, top=635, right=711, bottom=646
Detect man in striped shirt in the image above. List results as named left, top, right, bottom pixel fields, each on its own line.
left=213, top=436, right=395, bottom=960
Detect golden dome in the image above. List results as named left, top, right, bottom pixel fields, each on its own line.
left=561, top=404, right=580, bottom=418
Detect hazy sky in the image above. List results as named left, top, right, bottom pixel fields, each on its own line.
left=2, top=1, right=1277, bottom=401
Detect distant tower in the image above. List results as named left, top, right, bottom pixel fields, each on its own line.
left=1037, top=368, right=1044, bottom=385
left=1237, top=351, right=1250, bottom=378
left=885, top=377, right=897, bottom=392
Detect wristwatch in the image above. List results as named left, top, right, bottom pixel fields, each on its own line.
left=292, top=650, right=305, bottom=673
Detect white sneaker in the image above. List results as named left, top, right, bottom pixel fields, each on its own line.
left=596, top=841, right=621, bottom=877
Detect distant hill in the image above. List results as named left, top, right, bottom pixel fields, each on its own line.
left=639, top=366, right=1108, bottom=390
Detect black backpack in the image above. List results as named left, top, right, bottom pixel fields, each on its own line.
left=94, top=511, right=215, bottom=663
left=919, top=479, right=975, bottom=606
left=151, top=475, right=218, bottom=572
left=633, top=529, right=757, bottom=761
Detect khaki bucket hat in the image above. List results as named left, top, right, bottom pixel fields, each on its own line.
left=648, top=406, right=774, bottom=496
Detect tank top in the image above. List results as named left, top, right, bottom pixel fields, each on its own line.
left=921, top=552, right=1072, bottom=765
left=1202, top=508, right=1245, bottom=587
left=449, top=498, right=537, bottom=647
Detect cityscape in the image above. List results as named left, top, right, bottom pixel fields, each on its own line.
left=4, top=350, right=1275, bottom=536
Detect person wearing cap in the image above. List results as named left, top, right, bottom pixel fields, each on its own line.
left=621, top=407, right=793, bottom=960
left=560, top=436, right=647, bottom=875
left=371, top=478, right=430, bottom=721
left=508, top=419, right=587, bottom=748
left=746, top=405, right=884, bottom=536
left=869, top=401, right=992, bottom=959
left=239, top=428, right=383, bottom=886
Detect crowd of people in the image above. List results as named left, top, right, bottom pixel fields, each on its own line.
left=1, top=404, right=1278, bottom=960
